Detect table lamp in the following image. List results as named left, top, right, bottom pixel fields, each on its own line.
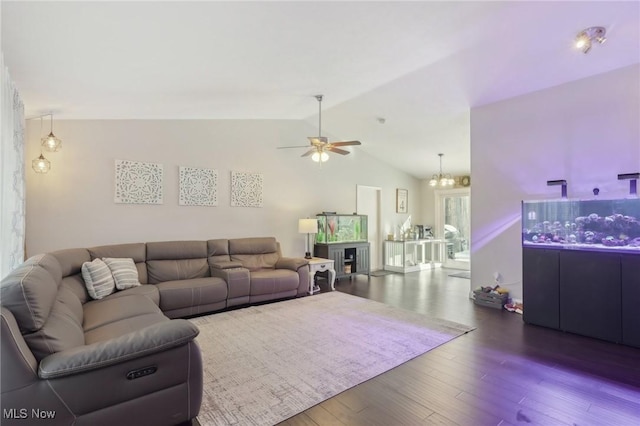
left=298, top=218, right=318, bottom=259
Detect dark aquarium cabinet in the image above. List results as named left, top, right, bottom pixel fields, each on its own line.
left=522, top=198, right=640, bottom=347
left=314, top=213, right=370, bottom=280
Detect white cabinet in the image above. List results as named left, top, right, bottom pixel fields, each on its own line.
left=383, top=239, right=445, bottom=273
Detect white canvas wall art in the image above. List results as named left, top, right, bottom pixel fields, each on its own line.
left=114, top=159, right=163, bottom=204
left=179, top=166, right=218, bottom=206
left=231, top=171, right=263, bottom=207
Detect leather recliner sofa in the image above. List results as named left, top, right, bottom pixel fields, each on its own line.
left=0, top=237, right=309, bottom=425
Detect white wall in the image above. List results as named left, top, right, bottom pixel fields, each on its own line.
left=419, top=180, right=437, bottom=231
left=471, top=64, right=640, bottom=300
left=25, top=119, right=420, bottom=257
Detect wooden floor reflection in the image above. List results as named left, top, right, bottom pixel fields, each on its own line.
left=279, top=268, right=640, bottom=426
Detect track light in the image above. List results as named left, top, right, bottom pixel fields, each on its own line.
left=575, top=26, right=606, bottom=54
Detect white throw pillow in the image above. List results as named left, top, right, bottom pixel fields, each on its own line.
left=102, top=257, right=141, bottom=290
left=81, top=258, right=116, bottom=300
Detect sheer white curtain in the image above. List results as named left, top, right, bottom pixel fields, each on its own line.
left=0, top=53, right=26, bottom=279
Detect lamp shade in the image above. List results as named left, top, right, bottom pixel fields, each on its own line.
left=42, top=132, right=62, bottom=152
left=298, top=218, right=318, bottom=234
left=32, top=154, right=51, bottom=173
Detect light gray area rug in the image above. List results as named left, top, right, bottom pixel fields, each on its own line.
left=190, top=291, right=474, bottom=426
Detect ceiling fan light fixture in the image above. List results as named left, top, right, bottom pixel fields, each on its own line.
left=276, top=94, right=361, bottom=161
left=312, top=151, right=329, bottom=163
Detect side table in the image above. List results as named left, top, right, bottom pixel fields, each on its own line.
left=307, top=257, right=336, bottom=295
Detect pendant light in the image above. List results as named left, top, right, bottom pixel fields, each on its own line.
left=429, top=153, right=455, bottom=187
left=41, top=113, right=62, bottom=152
left=32, top=117, right=51, bottom=173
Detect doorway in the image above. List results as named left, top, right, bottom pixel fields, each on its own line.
left=435, top=188, right=470, bottom=270
left=356, top=185, right=381, bottom=271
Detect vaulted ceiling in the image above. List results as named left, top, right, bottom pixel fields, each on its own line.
left=3, top=1, right=639, bottom=179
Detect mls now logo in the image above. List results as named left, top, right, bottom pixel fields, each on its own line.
left=3, top=408, right=56, bottom=419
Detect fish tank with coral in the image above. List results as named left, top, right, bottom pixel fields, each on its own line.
left=315, top=213, right=368, bottom=244
left=522, top=198, right=640, bottom=254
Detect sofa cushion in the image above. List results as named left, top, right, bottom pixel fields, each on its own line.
left=0, top=254, right=61, bottom=333
left=231, top=253, right=280, bottom=271
left=51, top=248, right=91, bottom=279
left=57, top=286, right=84, bottom=326
left=229, top=237, right=280, bottom=271
left=147, top=240, right=207, bottom=260
left=81, top=258, right=116, bottom=300
left=249, top=269, right=300, bottom=296
left=89, top=243, right=148, bottom=284
left=83, top=295, right=160, bottom=333
left=101, top=284, right=160, bottom=306
left=155, top=277, right=227, bottom=312
left=229, top=237, right=278, bottom=255
left=51, top=248, right=93, bottom=304
left=23, top=292, right=85, bottom=361
left=147, top=258, right=209, bottom=284
left=62, top=274, right=90, bottom=304
left=84, top=313, right=169, bottom=345
left=102, top=258, right=140, bottom=290
left=146, top=241, right=209, bottom=284
left=207, top=239, right=230, bottom=264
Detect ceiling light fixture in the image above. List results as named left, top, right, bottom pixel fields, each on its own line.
left=575, top=26, right=606, bottom=54
left=429, top=153, right=455, bottom=187
left=276, top=95, right=361, bottom=162
left=32, top=117, right=51, bottom=174
left=40, top=113, right=62, bottom=152
left=311, top=150, right=329, bottom=163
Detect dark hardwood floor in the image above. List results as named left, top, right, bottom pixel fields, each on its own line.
left=278, top=269, right=640, bottom=426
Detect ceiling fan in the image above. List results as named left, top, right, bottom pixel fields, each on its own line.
left=277, top=95, right=361, bottom=162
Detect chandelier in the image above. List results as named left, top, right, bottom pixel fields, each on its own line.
left=429, top=153, right=455, bottom=187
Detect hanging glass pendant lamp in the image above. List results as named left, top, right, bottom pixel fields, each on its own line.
left=41, top=113, right=62, bottom=152
left=32, top=154, right=51, bottom=173
left=32, top=117, right=51, bottom=173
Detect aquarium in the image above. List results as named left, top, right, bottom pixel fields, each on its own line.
left=522, top=198, right=640, bottom=254
left=315, top=213, right=368, bottom=244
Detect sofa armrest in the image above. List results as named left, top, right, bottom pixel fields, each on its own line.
left=38, top=319, right=199, bottom=379
left=211, top=260, right=243, bottom=269
left=276, top=257, right=309, bottom=271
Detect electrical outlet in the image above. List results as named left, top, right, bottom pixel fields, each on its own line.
left=493, top=272, right=502, bottom=283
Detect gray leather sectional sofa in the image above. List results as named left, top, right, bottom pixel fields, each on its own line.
left=0, top=237, right=309, bottom=426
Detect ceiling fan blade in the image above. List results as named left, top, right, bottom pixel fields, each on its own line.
left=308, top=136, right=328, bottom=144
left=329, top=140, right=361, bottom=147
left=301, top=149, right=316, bottom=157
left=276, top=145, right=311, bottom=149
left=327, top=147, right=350, bottom=155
